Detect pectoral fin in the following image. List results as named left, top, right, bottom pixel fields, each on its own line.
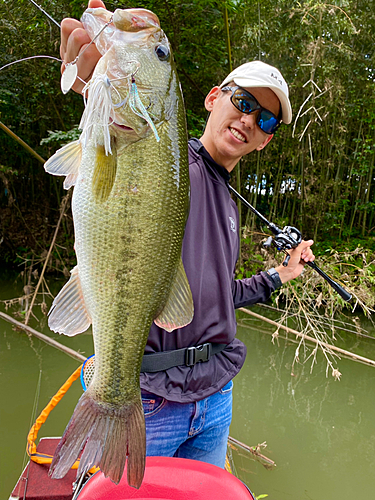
left=44, top=140, right=82, bottom=189
left=154, top=258, right=194, bottom=332
left=48, top=266, right=91, bottom=336
left=92, top=139, right=117, bottom=203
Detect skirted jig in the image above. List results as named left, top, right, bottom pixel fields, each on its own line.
left=129, top=77, right=160, bottom=143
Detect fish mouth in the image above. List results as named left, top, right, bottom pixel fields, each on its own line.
left=112, top=122, right=134, bottom=132
left=111, top=119, right=150, bottom=140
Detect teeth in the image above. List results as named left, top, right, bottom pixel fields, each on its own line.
left=230, top=127, right=246, bottom=142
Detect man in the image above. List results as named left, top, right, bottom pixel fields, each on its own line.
left=60, top=0, right=314, bottom=470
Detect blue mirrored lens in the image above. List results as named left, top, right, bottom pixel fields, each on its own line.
left=258, top=113, right=279, bottom=134
left=232, top=90, right=259, bottom=114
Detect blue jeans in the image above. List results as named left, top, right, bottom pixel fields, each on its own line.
left=141, top=380, right=233, bottom=468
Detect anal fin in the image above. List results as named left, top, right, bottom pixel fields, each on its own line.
left=48, top=266, right=91, bottom=336
left=154, top=258, right=194, bottom=332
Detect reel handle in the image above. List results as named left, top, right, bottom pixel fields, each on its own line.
left=282, top=254, right=290, bottom=267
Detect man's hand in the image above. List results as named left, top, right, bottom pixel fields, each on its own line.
left=275, top=240, right=315, bottom=284
left=60, top=0, right=106, bottom=94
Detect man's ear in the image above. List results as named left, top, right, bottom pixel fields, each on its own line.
left=256, top=134, right=273, bottom=151
left=204, top=87, right=221, bottom=112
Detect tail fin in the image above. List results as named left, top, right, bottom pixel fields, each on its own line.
left=49, top=390, right=146, bottom=488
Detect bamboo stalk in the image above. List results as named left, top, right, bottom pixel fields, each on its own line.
left=223, top=4, right=232, bottom=73
left=362, top=156, right=374, bottom=237
left=0, top=121, right=46, bottom=164
left=0, top=310, right=86, bottom=362
left=250, top=152, right=262, bottom=243
left=238, top=307, right=375, bottom=368
left=269, top=151, right=284, bottom=221
left=349, top=176, right=362, bottom=236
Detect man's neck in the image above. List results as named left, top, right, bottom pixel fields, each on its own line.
left=190, top=138, right=231, bottom=182
left=199, top=135, right=238, bottom=173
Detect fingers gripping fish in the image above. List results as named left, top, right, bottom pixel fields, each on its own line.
left=44, top=7, right=193, bottom=489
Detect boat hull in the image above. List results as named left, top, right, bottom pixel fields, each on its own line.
left=11, top=438, right=255, bottom=500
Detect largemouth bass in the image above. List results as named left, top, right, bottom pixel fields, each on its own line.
left=44, top=7, right=193, bottom=488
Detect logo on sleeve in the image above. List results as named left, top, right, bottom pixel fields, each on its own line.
left=229, top=216, right=236, bottom=232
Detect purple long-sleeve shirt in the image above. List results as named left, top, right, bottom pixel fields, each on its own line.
left=140, top=139, right=275, bottom=402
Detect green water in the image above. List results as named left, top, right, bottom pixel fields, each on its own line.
left=1, top=273, right=375, bottom=499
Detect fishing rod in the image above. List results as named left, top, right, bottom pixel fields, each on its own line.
left=227, top=184, right=352, bottom=302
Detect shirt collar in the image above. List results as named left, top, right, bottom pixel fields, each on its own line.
left=189, top=138, right=231, bottom=183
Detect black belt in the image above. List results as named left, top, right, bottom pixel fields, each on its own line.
left=140, top=342, right=227, bottom=373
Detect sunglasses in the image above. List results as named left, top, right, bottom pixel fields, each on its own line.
left=221, top=86, right=282, bottom=135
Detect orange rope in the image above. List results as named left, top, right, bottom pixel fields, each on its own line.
left=26, top=364, right=99, bottom=474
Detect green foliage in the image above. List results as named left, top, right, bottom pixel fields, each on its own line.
left=236, top=232, right=265, bottom=279
left=0, top=0, right=374, bottom=269
left=41, top=127, right=81, bottom=147
left=185, top=109, right=207, bottom=139
left=0, top=164, right=18, bottom=176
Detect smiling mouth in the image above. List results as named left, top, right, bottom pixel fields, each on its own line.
left=229, top=127, right=246, bottom=143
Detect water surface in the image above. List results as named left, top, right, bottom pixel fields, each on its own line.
left=231, top=310, right=375, bottom=499
left=1, top=273, right=374, bottom=499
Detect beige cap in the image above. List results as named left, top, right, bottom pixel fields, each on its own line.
left=220, top=61, right=292, bottom=124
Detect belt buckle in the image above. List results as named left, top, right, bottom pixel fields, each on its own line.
left=185, top=343, right=212, bottom=367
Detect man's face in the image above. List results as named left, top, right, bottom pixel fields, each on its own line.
left=200, top=84, right=281, bottom=172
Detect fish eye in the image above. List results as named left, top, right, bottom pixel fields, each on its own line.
left=155, top=44, right=170, bottom=61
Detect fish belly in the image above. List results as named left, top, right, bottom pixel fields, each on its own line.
left=74, top=133, right=188, bottom=401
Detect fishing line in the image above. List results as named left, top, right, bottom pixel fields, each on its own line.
left=28, top=0, right=61, bottom=29
left=18, top=369, right=43, bottom=500
left=0, top=55, right=62, bottom=73
left=67, top=15, right=114, bottom=68
left=23, top=3, right=114, bottom=94
left=0, top=55, right=87, bottom=88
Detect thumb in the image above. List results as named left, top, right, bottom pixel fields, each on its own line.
left=299, top=239, right=314, bottom=250
left=88, top=0, right=106, bottom=8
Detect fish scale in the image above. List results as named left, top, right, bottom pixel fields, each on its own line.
left=44, top=7, right=193, bottom=489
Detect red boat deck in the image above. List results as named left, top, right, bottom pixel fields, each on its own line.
left=11, top=438, right=77, bottom=500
